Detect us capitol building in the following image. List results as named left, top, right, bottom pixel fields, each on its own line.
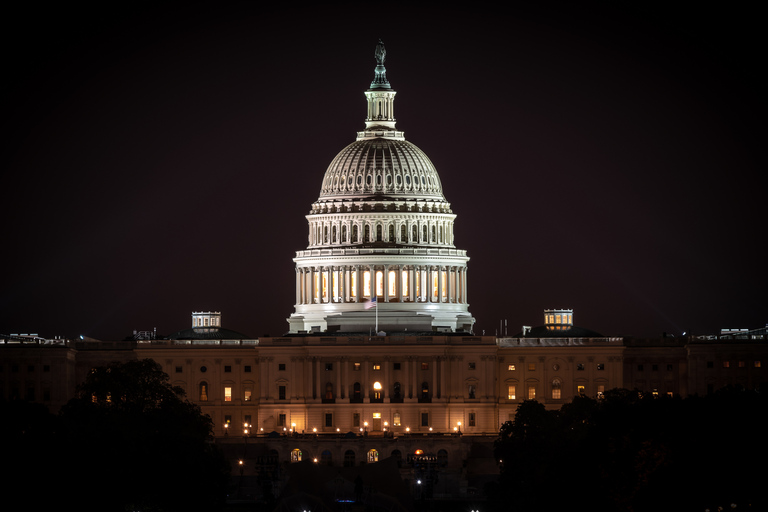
left=3, top=42, right=766, bottom=509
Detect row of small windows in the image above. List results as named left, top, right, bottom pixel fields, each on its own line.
left=323, top=170, right=440, bottom=193
left=506, top=383, right=606, bottom=400
left=274, top=411, right=476, bottom=431
left=506, top=363, right=606, bottom=371
left=311, top=220, right=453, bottom=246
left=288, top=448, right=450, bottom=467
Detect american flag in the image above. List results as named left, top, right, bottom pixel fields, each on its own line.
left=365, top=296, right=377, bottom=309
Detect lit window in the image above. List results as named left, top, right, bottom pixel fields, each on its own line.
left=527, top=386, right=536, bottom=400
left=755, top=361, right=762, bottom=368
left=224, top=387, right=232, bottom=402
left=508, top=365, right=516, bottom=371
left=577, top=385, right=585, bottom=395
left=528, top=363, right=536, bottom=371
left=244, top=390, right=252, bottom=402
left=393, top=412, right=401, bottom=426
left=421, top=362, right=429, bottom=370
left=597, top=385, right=605, bottom=398
left=354, top=362, right=361, bottom=371
left=388, top=270, right=397, bottom=296
left=507, top=385, right=516, bottom=400
left=468, top=412, right=476, bottom=427
left=739, top=361, right=745, bottom=368
left=551, top=379, right=561, bottom=399
left=373, top=364, right=381, bottom=371
left=291, top=449, right=302, bottom=463
left=367, top=449, right=378, bottom=463
left=199, top=382, right=208, bottom=401
left=723, top=361, right=730, bottom=368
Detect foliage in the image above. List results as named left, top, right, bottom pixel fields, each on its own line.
left=57, top=359, right=230, bottom=512
left=491, top=386, right=768, bottom=512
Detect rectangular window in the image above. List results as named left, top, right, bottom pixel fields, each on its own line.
left=175, top=366, right=183, bottom=373
left=597, top=363, right=605, bottom=370
left=244, top=390, right=252, bottom=402
left=393, top=412, right=401, bottom=426
left=552, top=388, right=561, bottom=399
left=577, top=363, right=585, bottom=371
left=278, top=414, right=286, bottom=427
left=468, top=362, right=476, bottom=370
left=354, top=362, right=361, bottom=371
left=755, top=361, right=762, bottom=368
left=597, top=385, right=605, bottom=398
left=507, top=385, right=516, bottom=400
left=577, top=385, right=585, bottom=395
left=667, top=364, right=673, bottom=371
left=421, top=362, right=429, bottom=370
left=278, top=385, right=286, bottom=400
left=244, top=415, right=252, bottom=428
left=373, top=364, right=381, bottom=371
left=224, top=365, right=232, bottom=373
left=528, top=363, right=536, bottom=371
left=325, top=413, right=333, bottom=427
left=707, top=361, right=714, bottom=369
left=278, top=363, right=286, bottom=371
left=224, top=386, right=232, bottom=402
left=421, top=412, right=429, bottom=427
left=508, top=364, right=516, bottom=371
left=739, top=361, right=745, bottom=368
left=393, top=362, right=401, bottom=371
left=637, top=364, right=644, bottom=371
left=244, top=365, right=252, bottom=373
left=225, top=415, right=232, bottom=426
left=723, top=361, right=730, bottom=368
left=652, top=364, right=658, bottom=371
left=325, top=363, right=333, bottom=371
left=353, top=412, right=360, bottom=427
left=468, top=412, right=476, bottom=427
left=527, top=386, right=536, bottom=400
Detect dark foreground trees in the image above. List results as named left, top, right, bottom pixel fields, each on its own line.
left=7, top=359, right=229, bottom=512
left=490, top=387, right=767, bottom=512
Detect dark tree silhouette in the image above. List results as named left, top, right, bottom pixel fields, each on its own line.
left=58, top=359, right=230, bottom=512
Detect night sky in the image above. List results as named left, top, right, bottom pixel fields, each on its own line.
left=3, top=3, right=765, bottom=340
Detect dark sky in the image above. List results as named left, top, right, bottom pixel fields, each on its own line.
left=3, top=2, right=765, bottom=340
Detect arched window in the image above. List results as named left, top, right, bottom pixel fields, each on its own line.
left=393, top=412, right=401, bottom=426
left=412, top=225, right=417, bottom=242
left=199, top=381, right=208, bottom=401
left=400, top=224, right=406, bottom=242
left=344, top=450, right=356, bottom=467
left=291, top=448, right=302, bottom=463
left=324, top=226, right=328, bottom=243
left=342, top=225, right=347, bottom=244
left=367, top=449, right=379, bottom=463
left=422, top=225, right=427, bottom=242
left=364, top=225, right=370, bottom=242
left=551, top=378, right=562, bottom=400
left=332, top=225, right=337, bottom=243
left=376, top=224, right=382, bottom=242
left=388, top=224, right=394, bottom=241
left=321, top=450, right=332, bottom=466
left=353, top=224, right=359, bottom=243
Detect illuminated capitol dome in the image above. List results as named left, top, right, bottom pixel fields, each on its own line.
left=288, top=41, right=474, bottom=334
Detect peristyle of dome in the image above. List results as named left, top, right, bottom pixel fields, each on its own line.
left=287, top=41, right=474, bottom=335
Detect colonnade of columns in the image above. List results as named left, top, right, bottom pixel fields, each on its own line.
left=309, top=218, right=454, bottom=247
left=294, top=264, right=468, bottom=305
left=264, top=355, right=458, bottom=403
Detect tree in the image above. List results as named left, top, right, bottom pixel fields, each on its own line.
left=58, top=359, right=229, bottom=512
